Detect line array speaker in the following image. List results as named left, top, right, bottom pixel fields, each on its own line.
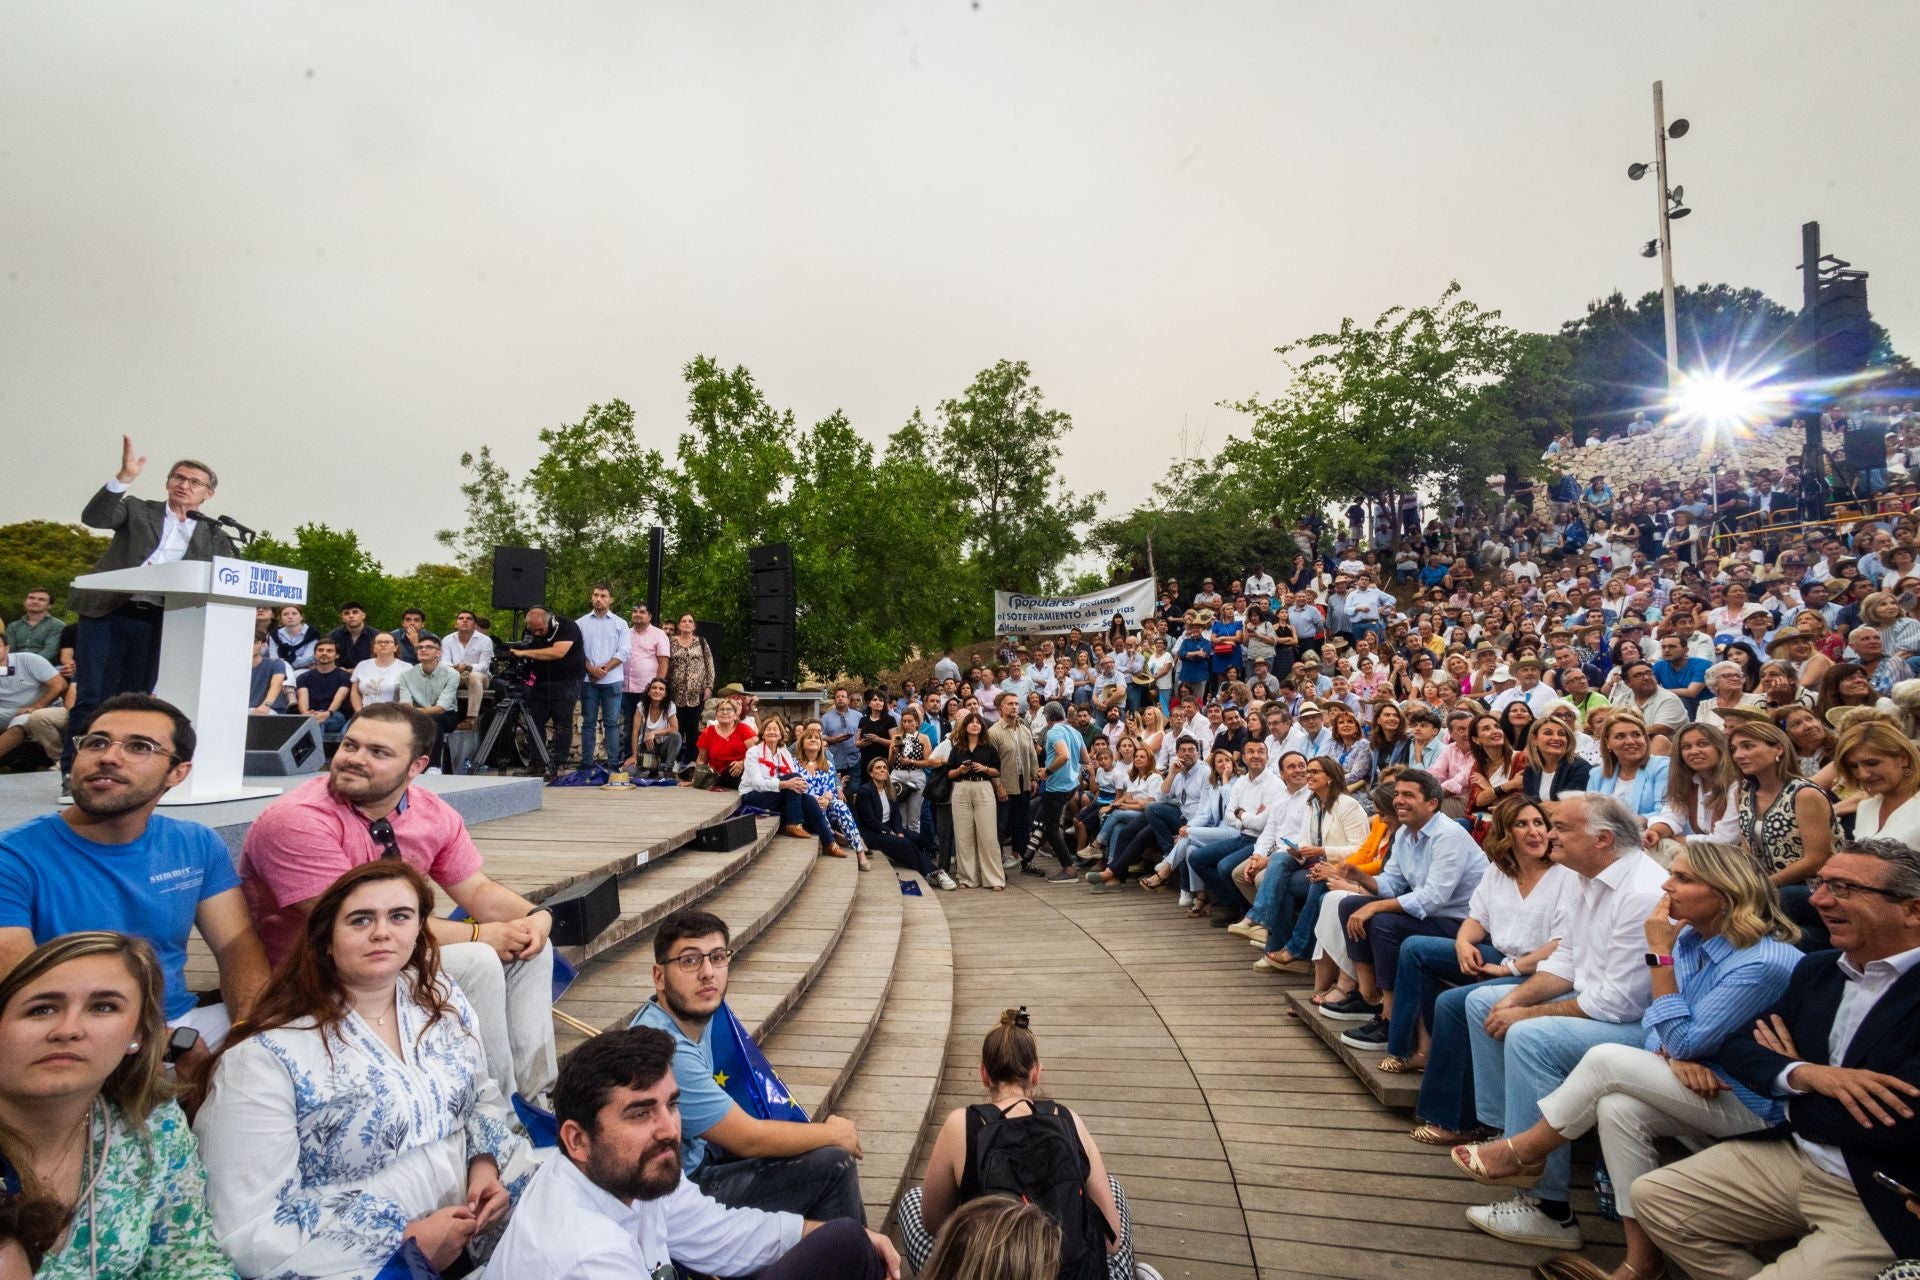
left=491, top=547, right=548, bottom=611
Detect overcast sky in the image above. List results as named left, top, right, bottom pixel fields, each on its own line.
left=5, top=1, right=1915, bottom=571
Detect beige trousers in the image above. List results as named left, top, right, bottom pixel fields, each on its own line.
left=950, top=780, right=1005, bottom=889
left=1633, top=1137, right=1895, bottom=1280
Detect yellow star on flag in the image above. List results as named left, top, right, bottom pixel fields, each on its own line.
left=713, top=1071, right=729, bottom=1088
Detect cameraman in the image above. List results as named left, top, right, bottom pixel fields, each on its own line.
left=504, top=605, right=586, bottom=770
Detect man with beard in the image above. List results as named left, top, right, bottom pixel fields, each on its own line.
left=239, top=701, right=558, bottom=1102
left=629, top=909, right=867, bottom=1221
left=0, top=692, right=270, bottom=1078
left=482, top=1026, right=898, bottom=1279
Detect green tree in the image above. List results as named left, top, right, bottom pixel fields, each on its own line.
left=1087, top=458, right=1297, bottom=591
left=1221, top=282, right=1520, bottom=542
left=251, top=523, right=398, bottom=625
left=931, top=360, right=1101, bottom=592
left=436, top=445, right=533, bottom=597
left=0, top=522, right=109, bottom=620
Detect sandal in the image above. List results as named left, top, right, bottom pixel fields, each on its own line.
left=1409, top=1122, right=1494, bottom=1147
left=1450, top=1139, right=1544, bottom=1188
left=1139, top=872, right=1166, bottom=891
left=1534, top=1258, right=1667, bottom=1280
left=1379, top=1053, right=1427, bottom=1074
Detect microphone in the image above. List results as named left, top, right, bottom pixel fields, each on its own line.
left=214, top=514, right=257, bottom=544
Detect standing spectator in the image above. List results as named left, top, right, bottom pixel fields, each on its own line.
left=988, top=693, right=1037, bottom=872
left=941, top=712, right=1005, bottom=891
left=5, top=588, right=64, bottom=664
left=1033, top=701, right=1085, bottom=881
left=64, top=440, right=237, bottom=785
left=0, top=630, right=68, bottom=767
left=820, top=687, right=863, bottom=785
left=510, top=606, right=587, bottom=769
left=270, top=603, right=317, bottom=672
left=349, top=630, right=412, bottom=711
left=856, top=689, right=898, bottom=780
left=619, top=602, right=673, bottom=760
left=575, top=584, right=629, bottom=767
left=396, top=635, right=461, bottom=764
left=327, top=601, right=377, bottom=671
left=668, top=613, right=715, bottom=766
left=294, top=638, right=353, bottom=735
left=440, top=608, right=495, bottom=726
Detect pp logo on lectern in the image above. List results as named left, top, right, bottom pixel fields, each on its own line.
left=217, top=567, right=242, bottom=587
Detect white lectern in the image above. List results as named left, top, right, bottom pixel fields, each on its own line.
left=68, top=557, right=310, bottom=806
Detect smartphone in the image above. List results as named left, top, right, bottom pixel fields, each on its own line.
left=1873, top=1170, right=1917, bottom=1200
left=163, top=1026, right=201, bottom=1065
left=1300, top=853, right=1326, bottom=868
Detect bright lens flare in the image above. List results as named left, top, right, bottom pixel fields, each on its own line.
left=1671, top=369, right=1783, bottom=442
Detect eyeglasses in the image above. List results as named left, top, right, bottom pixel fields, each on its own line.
left=73, top=733, right=178, bottom=762
left=368, top=817, right=402, bottom=860
left=1806, top=875, right=1908, bottom=902
left=166, top=473, right=213, bottom=491
left=664, top=947, right=733, bottom=973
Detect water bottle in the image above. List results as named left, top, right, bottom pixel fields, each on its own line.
left=461, top=755, right=473, bottom=776
left=1593, top=1157, right=1619, bottom=1222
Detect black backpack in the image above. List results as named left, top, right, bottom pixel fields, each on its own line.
left=964, top=1100, right=1113, bottom=1280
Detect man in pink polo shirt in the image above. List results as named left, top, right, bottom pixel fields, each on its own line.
left=620, top=602, right=675, bottom=763
left=240, top=702, right=558, bottom=1102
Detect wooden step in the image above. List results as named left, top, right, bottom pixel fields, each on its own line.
left=553, top=830, right=824, bottom=1056
left=727, top=852, right=862, bottom=1041
left=1281, top=989, right=1421, bottom=1109
left=757, top=863, right=907, bottom=1124
left=831, top=875, right=955, bottom=1233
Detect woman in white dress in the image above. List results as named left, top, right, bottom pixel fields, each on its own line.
left=1835, top=718, right=1920, bottom=845
left=349, top=631, right=412, bottom=711
left=1645, top=722, right=1744, bottom=848
left=196, top=860, right=536, bottom=1280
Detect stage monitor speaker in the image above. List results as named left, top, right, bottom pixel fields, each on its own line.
left=538, top=873, right=620, bottom=948
left=1844, top=423, right=1888, bottom=470
left=696, top=814, right=758, bottom=852
left=748, top=543, right=792, bottom=573
left=492, top=547, right=548, bottom=611
left=244, top=715, right=324, bottom=777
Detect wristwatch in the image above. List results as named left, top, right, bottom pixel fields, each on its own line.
left=1644, top=952, right=1674, bottom=968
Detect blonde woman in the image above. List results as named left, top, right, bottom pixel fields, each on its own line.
left=1449, top=842, right=1800, bottom=1280
left=794, top=721, right=869, bottom=869
left=1591, top=707, right=1670, bottom=817
left=1835, top=718, right=1920, bottom=846
left=918, top=1197, right=1061, bottom=1280
left=1646, top=722, right=1743, bottom=847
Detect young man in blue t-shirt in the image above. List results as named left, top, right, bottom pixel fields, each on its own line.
left=630, top=908, right=865, bottom=1222
left=1035, top=701, right=1086, bottom=882
left=0, top=693, right=270, bottom=1078
left=1651, top=633, right=1711, bottom=713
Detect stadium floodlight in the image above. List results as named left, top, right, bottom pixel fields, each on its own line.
left=1667, top=118, right=1690, bottom=139
left=1641, top=240, right=1660, bottom=258
left=1627, top=162, right=1650, bottom=180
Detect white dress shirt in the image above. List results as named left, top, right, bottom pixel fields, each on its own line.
left=1537, top=850, right=1672, bottom=1023
left=1776, top=945, right=1920, bottom=1180
left=1251, top=783, right=1313, bottom=856
left=1468, top=863, right=1577, bottom=963
left=482, top=1151, right=802, bottom=1279
left=105, top=478, right=194, bottom=565
left=440, top=629, right=495, bottom=676
left=1224, top=767, right=1286, bottom=838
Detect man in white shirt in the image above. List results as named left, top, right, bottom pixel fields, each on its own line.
left=1345, top=573, right=1395, bottom=643
left=1263, top=705, right=1310, bottom=762
left=482, top=1025, right=898, bottom=1280
left=576, top=584, right=631, bottom=767
left=1489, top=658, right=1560, bottom=719
left=1244, top=564, right=1277, bottom=605
left=1293, top=703, right=1335, bottom=759
left=1609, top=660, right=1689, bottom=740
left=1636, top=836, right=1920, bottom=1279
left=440, top=609, right=495, bottom=725
left=1190, top=745, right=1305, bottom=924
left=1460, top=792, right=1669, bottom=1249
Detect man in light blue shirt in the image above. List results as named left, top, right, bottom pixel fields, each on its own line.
left=1036, top=702, right=1086, bottom=880
left=819, top=688, right=862, bottom=781
left=1326, top=771, right=1485, bottom=1034
left=576, top=585, right=630, bottom=767
left=1287, top=591, right=1326, bottom=655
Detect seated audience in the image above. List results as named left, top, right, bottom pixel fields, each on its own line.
left=348, top=631, right=410, bottom=711
left=794, top=721, right=869, bottom=868
left=1646, top=721, right=1743, bottom=846
left=1731, top=717, right=1839, bottom=947
left=0, top=693, right=269, bottom=1068
left=1390, top=796, right=1571, bottom=1078
left=900, top=1008, right=1136, bottom=1280
left=4, top=589, right=64, bottom=664
left=628, top=909, right=866, bottom=1220
left=326, top=602, right=375, bottom=671
left=1838, top=719, right=1920, bottom=845
left=240, top=703, right=558, bottom=1103
left=692, top=694, right=757, bottom=790
left=1520, top=715, right=1590, bottom=801
left=1456, top=792, right=1670, bottom=1249
left=269, top=603, right=317, bottom=672
left=1235, top=756, right=1366, bottom=952
left=619, top=678, right=681, bottom=778
left=440, top=609, right=495, bottom=726
left=246, top=636, right=289, bottom=715
left=0, top=629, right=67, bottom=767
left=294, top=639, right=354, bottom=735
left=0, top=932, right=231, bottom=1278
left=740, top=717, right=850, bottom=860
left=395, top=635, right=460, bottom=761
left=1591, top=707, right=1671, bottom=817
left=482, top=1026, right=898, bottom=1280
left=197, top=861, right=536, bottom=1279
left=1634, top=837, right=1920, bottom=1279
left=1133, top=746, right=1239, bottom=904
left=1258, top=780, right=1396, bottom=973
left=1450, top=841, right=1800, bottom=1278
left=1326, top=770, right=1488, bottom=1048
left=1187, top=745, right=1303, bottom=921
left=855, top=758, right=950, bottom=888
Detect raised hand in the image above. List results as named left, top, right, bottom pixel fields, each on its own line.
left=117, top=435, right=147, bottom=484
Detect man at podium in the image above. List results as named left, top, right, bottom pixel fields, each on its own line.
left=63, top=437, right=237, bottom=784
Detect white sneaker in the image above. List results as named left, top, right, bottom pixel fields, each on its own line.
left=1177, top=891, right=1194, bottom=908
left=934, top=870, right=958, bottom=891
left=1135, top=1266, right=1164, bottom=1280
left=1465, top=1194, right=1583, bottom=1249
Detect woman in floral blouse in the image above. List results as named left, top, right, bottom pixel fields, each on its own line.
left=196, top=861, right=535, bottom=1280
left=0, top=931, right=233, bottom=1280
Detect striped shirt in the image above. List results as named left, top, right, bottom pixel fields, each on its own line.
left=1642, top=926, right=1801, bottom=1124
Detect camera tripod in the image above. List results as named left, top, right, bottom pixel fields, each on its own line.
left=473, top=676, right=555, bottom=776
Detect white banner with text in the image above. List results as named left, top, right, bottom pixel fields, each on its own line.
left=993, top=578, right=1157, bottom=636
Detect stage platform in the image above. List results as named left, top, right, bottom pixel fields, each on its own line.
left=0, top=769, right=546, bottom=857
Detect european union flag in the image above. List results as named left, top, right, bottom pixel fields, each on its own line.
left=708, top=1000, right=808, bottom=1122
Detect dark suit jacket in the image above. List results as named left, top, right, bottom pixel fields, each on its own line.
left=1718, top=949, right=1920, bottom=1258
left=852, top=782, right=905, bottom=844
left=1521, top=757, right=1591, bottom=801
left=70, top=485, right=239, bottom=618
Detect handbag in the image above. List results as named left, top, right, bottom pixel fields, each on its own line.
left=925, top=766, right=954, bottom=805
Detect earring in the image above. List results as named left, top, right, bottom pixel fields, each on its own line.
left=127, top=1042, right=140, bottom=1053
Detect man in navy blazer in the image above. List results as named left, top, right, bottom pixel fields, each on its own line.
left=64, top=437, right=237, bottom=779
left=1635, top=837, right=1920, bottom=1277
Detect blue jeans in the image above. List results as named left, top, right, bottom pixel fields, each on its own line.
left=1464, top=983, right=1645, bottom=1202
left=1250, top=859, right=1313, bottom=944
left=1281, top=880, right=1331, bottom=957
left=1386, top=936, right=1500, bottom=1060
left=1414, top=974, right=1522, bottom=1132
left=1095, top=808, right=1145, bottom=852
left=579, top=680, right=622, bottom=765
left=1188, top=834, right=1256, bottom=906
left=1338, top=898, right=1464, bottom=991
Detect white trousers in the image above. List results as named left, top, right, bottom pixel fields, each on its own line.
left=440, top=940, right=559, bottom=1101
left=1313, top=888, right=1359, bottom=977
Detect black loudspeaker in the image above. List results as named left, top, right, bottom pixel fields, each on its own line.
left=539, top=873, right=620, bottom=948
left=748, top=543, right=792, bottom=573
left=696, top=814, right=758, bottom=852
left=492, top=547, right=548, bottom=611
left=746, top=542, right=796, bottom=688
left=693, top=619, right=726, bottom=684
left=1844, top=423, right=1888, bottom=470
left=244, top=715, right=324, bottom=776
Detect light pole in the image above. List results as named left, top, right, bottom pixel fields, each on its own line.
left=1627, top=80, right=1691, bottom=402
